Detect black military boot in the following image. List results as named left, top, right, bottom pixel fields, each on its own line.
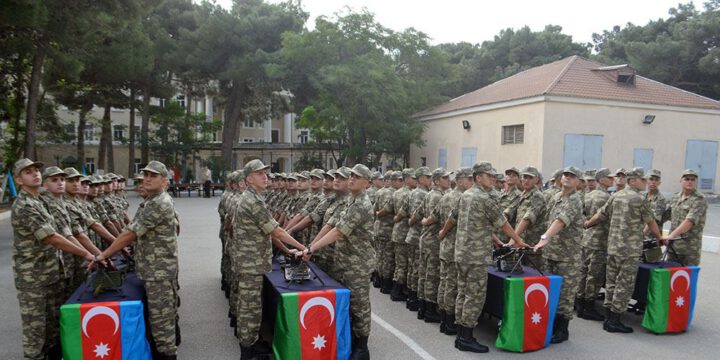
left=439, top=310, right=447, bottom=333
left=349, top=336, right=370, bottom=360
left=371, top=271, right=381, bottom=288
left=444, top=313, right=458, bottom=335
left=240, top=345, right=263, bottom=360
left=46, top=344, right=63, bottom=360
left=604, top=311, right=634, bottom=333
left=575, top=298, right=585, bottom=318
left=390, top=282, right=406, bottom=302
left=582, top=299, right=605, bottom=321
left=175, top=320, right=182, bottom=346
left=417, top=299, right=426, bottom=319
left=424, top=302, right=441, bottom=323
left=251, top=340, right=272, bottom=355
left=550, top=316, right=569, bottom=343
left=454, top=326, right=489, bottom=353
left=406, top=291, right=419, bottom=311
left=230, top=314, right=237, bottom=328
left=380, top=278, right=392, bottom=294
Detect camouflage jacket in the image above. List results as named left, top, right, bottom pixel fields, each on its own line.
left=664, top=190, right=707, bottom=256
left=127, top=191, right=179, bottom=281
left=644, top=190, right=668, bottom=225
left=498, top=186, right=521, bottom=225
left=543, top=190, right=583, bottom=262
left=11, top=190, right=62, bottom=288
left=420, top=187, right=444, bottom=251
left=598, top=188, right=655, bottom=257
left=513, top=189, right=547, bottom=247
left=438, top=187, right=463, bottom=262
left=92, top=196, right=113, bottom=223
left=580, top=188, right=610, bottom=250
left=334, top=190, right=377, bottom=274
left=373, top=187, right=395, bottom=239
left=326, top=193, right=350, bottom=227
left=455, top=185, right=507, bottom=266
left=298, top=190, right=324, bottom=217
left=405, top=186, right=429, bottom=246
left=229, top=187, right=278, bottom=274
left=390, top=186, right=412, bottom=244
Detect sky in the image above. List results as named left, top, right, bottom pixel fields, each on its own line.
left=212, top=0, right=693, bottom=45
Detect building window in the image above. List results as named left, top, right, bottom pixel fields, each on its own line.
left=438, top=148, right=447, bottom=168
left=271, top=129, right=279, bottom=143
left=176, top=95, right=185, bottom=108
left=85, top=158, right=95, bottom=174
left=134, top=125, right=141, bottom=135
left=113, top=125, right=124, bottom=141
left=421, top=157, right=427, bottom=166
left=502, top=124, right=524, bottom=145
left=299, top=129, right=309, bottom=144
left=134, top=159, right=142, bottom=174
left=159, top=98, right=166, bottom=108
left=84, top=124, right=96, bottom=141
left=64, top=123, right=75, bottom=136
left=243, top=118, right=263, bottom=128
left=242, top=138, right=255, bottom=143
left=461, top=147, right=477, bottom=167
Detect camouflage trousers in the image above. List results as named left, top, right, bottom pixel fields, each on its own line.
left=418, top=246, right=441, bottom=303
left=437, top=260, right=458, bottom=314
left=455, top=263, right=488, bottom=328
left=392, top=242, right=409, bottom=285
left=17, top=283, right=62, bottom=360
left=146, top=279, right=179, bottom=355
left=543, top=255, right=581, bottom=320
left=407, top=245, right=419, bottom=291
left=236, top=274, right=264, bottom=347
left=338, top=269, right=372, bottom=337
left=577, top=247, right=607, bottom=301
left=604, top=255, right=639, bottom=314
left=376, top=236, right=395, bottom=280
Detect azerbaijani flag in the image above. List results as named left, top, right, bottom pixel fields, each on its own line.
left=496, top=275, right=562, bottom=352
left=642, top=266, right=700, bottom=334
left=60, top=301, right=151, bottom=360
left=6, top=169, right=17, bottom=197
left=273, top=289, right=351, bottom=360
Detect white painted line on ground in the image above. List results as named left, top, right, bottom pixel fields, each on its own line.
left=371, top=312, right=437, bottom=360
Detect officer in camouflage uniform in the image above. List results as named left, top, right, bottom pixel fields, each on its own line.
left=373, top=170, right=398, bottom=294
left=305, top=164, right=377, bottom=360
left=576, top=168, right=613, bottom=321
left=533, top=166, right=585, bottom=344
left=388, top=168, right=415, bottom=301
left=437, top=167, right=472, bottom=335
left=406, top=167, right=430, bottom=314
left=417, top=168, right=452, bottom=323
left=664, top=169, right=708, bottom=266
left=510, top=166, right=546, bottom=269
left=454, top=162, right=528, bottom=353
left=95, top=161, right=181, bottom=359
left=644, top=169, right=668, bottom=229
left=585, top=168, right=662, bottom=333
left=11, top=159, right=97, bottom=360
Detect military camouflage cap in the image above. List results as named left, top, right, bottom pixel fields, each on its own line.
left=285, top=173, right=298, bottom=181
left=431, top=167, right=452, bottom=180
left=504, top=167, right=520, bottom=176
left=595, top=168, right=612, bottom=180
left=325, top=169, right=337, bottom=179
left=226, top=172, right=236, bottom=182
left=106, top=172, right=119, bottom=180
left=415, top=166, right=432, bottom=178
left=626, top=167, right=645, bottom=179
left=310, top=169, right=325, bottom=179
left=402, top=168, right=416, bottom=178
left=472, top=161, right=495, bottom=176
left=646, top=169, right=662, bottom=179
left=583, top=169, right=596, bottom=181
left=335, top=167, right=351, bottom=179
left=268, top=172, right=276, bottom=179
left=681, top=169, right=699, bottom=178
left=80, top=176, right=92, bottom=183
left=133, top=173, right=144, bottom=181
left=383, top=170, right=393, bottom=179
left=13, top=158, right=44, bottom=177
left=243, top=159, right=270, bottom=177
left=550, top=168, right=563, bottom=180
left=349, top=164, right=372, bottom=179
left=141, top=160, right=169, bottom=177
left=455, top=167, right=473, bottom=178
left=102, top=175, right=114, bottom=183
left=613, top=168, right=628, bottom=177
left=235, top=170, right=246, bottom=181
left=42, top=166, right=66, bottom=178
left=371, top=171, right=383, bottom=180
left=519, top=166, right=540, bottom=178
left=296, top=171, right=310, bottom=180
left=63, top=167, right=83, bottom=179
left=117, top=174, right=125, bottom=180
left=562, top=166, right=582, bottom=178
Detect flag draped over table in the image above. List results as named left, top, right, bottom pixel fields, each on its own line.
left=273, top=289, right=351, bottom=360
left=60, top=301, right=151, bottom=360
left=496, top=275, right=563, bottom=352
left=642, top=266, right=700, bottom=334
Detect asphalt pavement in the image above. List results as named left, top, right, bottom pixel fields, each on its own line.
left=1, top=195, right=719, bottom=359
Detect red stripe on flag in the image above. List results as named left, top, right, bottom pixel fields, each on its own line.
left=298, top=290, right=338, bottom=360
left=666, top=267, right=691, bottom=333
left=80, top=302, right=122, bottom=360
left=523, top=277, right=550, bottom=352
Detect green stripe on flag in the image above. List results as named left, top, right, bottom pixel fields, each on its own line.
left=273, top=292, right=302, bottom=360
left=642, top=268, right=670, bottom=333
left=60, top=303, right=82, bottom=359
left=495, top=277, right=525, bottom=352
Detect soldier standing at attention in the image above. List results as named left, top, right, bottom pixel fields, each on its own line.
left=533, top=166, right=584, bottom=344
left=584, top=168, right=662, bottom=333
left=612, top=168, right=627, bottom=193
left=576, top=168, right=613, bottom=321
left=454, top=162, right=528, bottom=353
left=663, top=169, right=708, bottom=266
left=11, top=159, right=97, bottom=360
left=389, top=168, right=415, bottom=302
left=373, top=170, right=398, bottom=294
left=644, top=169, right=667, bottom=229
left=510, top=166, right=547, bottom=268
left=543, top=169, right=563, bottom=204
left=304, top=164, right=376, bottom=360
left=406, top=167, right=431, bottom=317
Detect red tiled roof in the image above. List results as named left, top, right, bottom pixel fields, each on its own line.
left=415, top=56, right=720, bottom=118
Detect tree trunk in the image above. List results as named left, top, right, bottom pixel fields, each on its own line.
left=128, top=87, right=136, bottom=177
left=141, top=83, right=151, bottom=164
left=98, top=102, right=113, bottom=171
left=11, top=55, right=27, bottom=160
left=221, top=85, right=243, bottom=171
left=76, top=106, right=88, bottom=173
left=24, top=45, right=46, bottom=159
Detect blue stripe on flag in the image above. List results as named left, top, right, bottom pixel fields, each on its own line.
left=545, top=275, right=563, bottom=346
left=334, top=289, right=352, bottom=360
left=7, top=170, right=17, bottom=197
left=687, top=266, right=701, bottom=329
left=120, top=301, right=151, bottom=360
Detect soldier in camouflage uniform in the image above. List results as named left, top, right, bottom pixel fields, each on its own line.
left=644, top=169, right=668, bottom=229
left=372, top=170, right=398, bottom=294
left=585, top=168, right=662, bottom=333
left=388, top=168, right=415, bottom=301
left=95, top=161, right=181, bottom=359
left=305, top=164, right=377, bottom=360
left=307, top=170, right=347, bottom=275
left=454, top=162, right=528, bottom=353
left=367, top=171, right=384, bottom=288
left=284, top=169, right=325, bottom=244
left=576, top=168, right=613, bottom=321
left=534, top=166, right=588, bottom=343
left=664, top=169, right=708, bottom=266
left=498, top=167, right=521, bottom=222
left=543, top=169, right=563, bottom=204
left=612, top=168, right=627, bottom=193
left=437, top=167, right=473, bottom=335
left=89, top=176, right=121, bottom=236
left=64, top=168, right=117, bottom=249
left=218, top=172, right=237, bottom=294
left=510, top=166, right=547, bottom=269
left=11, top=159, right=97, bottom=360
left=406, top=167, right=430, bottom=314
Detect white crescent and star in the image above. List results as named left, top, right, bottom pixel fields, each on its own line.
left=670, top=270, right=691, bottom=292
left=81, top=306, right=119, bottom=338
left=524, top=283, right=549, bottom=308
left=300, top=297, right=335, bottom=330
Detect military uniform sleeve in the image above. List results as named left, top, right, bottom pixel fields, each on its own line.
left=597, top=195, right=614, bottom=221
left=555, top=196, right=581, bottom=227
left=640, top=198, right=656, bottom=224
left=335, top=202, right=368, bottom=238
left=484, top=198, right=508, bottom=229
left=20, top=204, right=57, bottom=242
left=244, top=198, right=279, bottom=235
left=685, top=196, right=708, bottom=225
left=520, top=196, right=544, bottom=225
left=127, top=197, right=172, bottom=237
